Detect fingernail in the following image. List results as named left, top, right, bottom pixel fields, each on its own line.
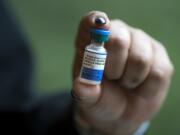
left=95, top=17, right=106, bottom=25
left=71, top=90, right=82, bottom=102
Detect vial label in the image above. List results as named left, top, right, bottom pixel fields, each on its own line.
left=80, top=48, right=107, bottom=84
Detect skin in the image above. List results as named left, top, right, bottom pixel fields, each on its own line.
left=72, top=11, right=174, bottom=135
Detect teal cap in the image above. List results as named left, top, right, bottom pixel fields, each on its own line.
left=90, top=28, right=110, bottom=42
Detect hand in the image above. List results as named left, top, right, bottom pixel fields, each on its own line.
left=72, top=11, right=174, bottom=135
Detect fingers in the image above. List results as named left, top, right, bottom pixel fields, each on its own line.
left=120, top=28, right=153, bottom=89
left=104, top=21, right=154, bottom=90
left=73, top=11, right=110, bottom=79
left=135, top=41, right=174, bottom=99
left=104, top=20, right=131, bottom=79
left=103, top=20, right=173, bottom=99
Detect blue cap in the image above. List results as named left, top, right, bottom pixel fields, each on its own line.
left=90, top=28, right=110, bottom=42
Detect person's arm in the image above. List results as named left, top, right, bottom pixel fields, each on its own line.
left=0, top=0, right=34, bottom=111
left=72, top=11, right=174, bottom=135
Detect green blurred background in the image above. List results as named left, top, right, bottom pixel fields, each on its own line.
left=7, top=0, right=180, bottom=134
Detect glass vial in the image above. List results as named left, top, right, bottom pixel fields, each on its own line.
left=79, top=20, right=110, bottom=85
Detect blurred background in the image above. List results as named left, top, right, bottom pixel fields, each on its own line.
left=7, top=0, right=180, bottom=134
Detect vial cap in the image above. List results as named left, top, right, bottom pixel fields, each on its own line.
left=90, top=28, right=110, bottom=42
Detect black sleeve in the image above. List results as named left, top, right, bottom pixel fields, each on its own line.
left=0, top=92, right=79, bottom=135
left=0, top=1, right=79, bottom=134
left=0, top=0, right=34, bottom=111
left=33, top=92, right=79, bottom=135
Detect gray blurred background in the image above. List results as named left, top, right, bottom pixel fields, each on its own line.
left=7, top=0, right=180, bottom=134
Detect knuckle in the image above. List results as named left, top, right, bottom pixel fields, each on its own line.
left=131, top=54, right=150, bottom=68
left=132, top=28, right=151, bottom=43
left=133, top=28, right=151, bottom=44
left=111, top=19, right=127, bottom=26
left=166, top=62, right=174, bottom=76
left=149, top=67, right=167, bottom=82
left=109, top=22, right=131, bottom=50
left=136, top=28, right=144, bottom=33
left=134, top=28, right=145, bottom=36
left=170, top=63, right=174, bottom=74
left=112, top=35, right=130, bottom=50
left=153, top=42, right=174, bottom=77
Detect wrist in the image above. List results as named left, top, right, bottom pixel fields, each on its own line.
left=74, top=108, right=150, bottom=135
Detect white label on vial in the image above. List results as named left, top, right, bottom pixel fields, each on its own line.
left=80, top=49, right=107, bottom=84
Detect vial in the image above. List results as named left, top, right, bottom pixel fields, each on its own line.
left=79, top=17, right=110, bottom=85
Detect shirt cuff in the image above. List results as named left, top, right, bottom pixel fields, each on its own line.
left=133, top=121, right=150, bottom=135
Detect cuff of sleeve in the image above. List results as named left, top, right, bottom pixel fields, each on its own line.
left=133, top=121, right=150, bottom=135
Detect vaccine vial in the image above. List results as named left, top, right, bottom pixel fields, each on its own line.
left=79, top=18, right=110, bottom=85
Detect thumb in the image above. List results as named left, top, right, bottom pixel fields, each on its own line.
left=72, top=77, right=101, bottom=108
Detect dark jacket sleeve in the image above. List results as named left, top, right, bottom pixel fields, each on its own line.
left=0, top=0, right=34, bottom=111
left=33, top=92, right=79, bottom=135
left=0, top=1, right=79, bottom=134
left=0, top=92, right=80, bottom=135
